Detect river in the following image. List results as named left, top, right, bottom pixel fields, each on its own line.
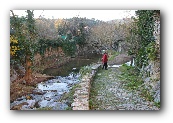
left=10, top=54, right=102, bottom=110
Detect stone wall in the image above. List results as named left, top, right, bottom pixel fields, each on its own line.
left=71, top=64, right=101, bottom=110
left=142, top=12, right=160, bottom=103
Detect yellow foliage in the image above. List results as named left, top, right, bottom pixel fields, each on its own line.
left=10, top=36, right=20, bottom=56
left=10, top=36, right=18, bottom=43
left=54, top=19, right=63, bottom=29
left=10, top=46, right=20, bottom=56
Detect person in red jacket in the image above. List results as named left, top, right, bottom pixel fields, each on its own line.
left=102, top=50, right=108, bottom=70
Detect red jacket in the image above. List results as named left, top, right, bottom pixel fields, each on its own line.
left=102, top=53, right=108, bottom=63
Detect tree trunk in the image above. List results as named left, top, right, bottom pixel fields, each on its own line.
left=25, top=55, right=32, bottom=84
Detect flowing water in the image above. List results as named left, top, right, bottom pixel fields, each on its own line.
left=10, top=54, right=102, bottom=110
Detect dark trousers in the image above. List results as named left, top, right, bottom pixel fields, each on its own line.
left=102, top=62, right=108, bottom=70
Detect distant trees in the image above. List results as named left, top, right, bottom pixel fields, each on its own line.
left=35, top=18, right=59, bottom=40
left=88, top=18, right=133, bottom=52
left=35, top=17, right=93, bottom=56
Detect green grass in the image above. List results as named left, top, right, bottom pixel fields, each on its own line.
left=154, top=102, right=160, bottom=108
left=118, top=64, right=143, bottom=90
left=140, top=88, right=154, bottom=102
left=37, top=107, right=52, bottom=110
left=118, top=64, right=154, bottom=101
left=60, top=84, right=81, bottom=110
left=89, top=68, right=115, bottom=110
left=79, top=65, right=92, bottom=79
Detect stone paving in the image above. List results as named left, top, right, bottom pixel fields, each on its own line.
left=90, top=67, right=159, bottom=110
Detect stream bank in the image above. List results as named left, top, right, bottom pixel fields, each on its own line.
left=10, top=54, right=102, bottom=110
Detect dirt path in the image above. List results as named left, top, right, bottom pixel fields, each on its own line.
left=108, top=53, right=133, bottom=65
left=89, top=57, right=159, bottom=110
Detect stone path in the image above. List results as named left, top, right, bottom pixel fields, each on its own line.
left=89, top=67, right=159, bottom=110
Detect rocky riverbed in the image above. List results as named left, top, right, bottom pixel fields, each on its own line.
left=10, top=72, right=80, bottom=110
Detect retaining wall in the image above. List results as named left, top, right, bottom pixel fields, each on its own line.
left=71, top=64, right=101, bottom=110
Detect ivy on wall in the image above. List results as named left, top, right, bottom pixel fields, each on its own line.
left=128, top=10, right=160, bottom=69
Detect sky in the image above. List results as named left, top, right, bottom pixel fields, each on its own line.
left=11, top=10, right=137, bottom=21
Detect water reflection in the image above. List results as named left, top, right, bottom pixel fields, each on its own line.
left=43, top=54, right=102, bottom=76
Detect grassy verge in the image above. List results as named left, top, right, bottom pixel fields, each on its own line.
left=78, top=65, right=92, bottom=79
left=60, top=84, right=81, bottom=110
left=154, top=102, right=160, bottom=108
left=118, top=64, right=154, bottom=102
left=89, top=68, right=112, bottom=110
